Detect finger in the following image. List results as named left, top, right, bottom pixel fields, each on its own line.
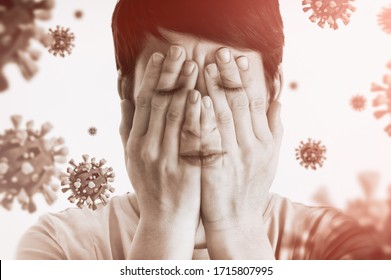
left=144, top=94, right=172, bottom=161
left=119, top=99, right=135, bottom=150
left=236, top=56, right=272, bottom=142
left=204, top=63, right=237, bottom=150
left=216, top=48, right=254, bottom=148
left=131, top=52, right=165, bottom=139
left=267, top=101, right=283, bottom=147
left=155, top=45, right=186, bottom=91
left=163, top=61, right=198, bottom=162
left=200, top=96, right=217, bottom=137
left=181, top=89, right=201, bottom=143
left=215, top=48, right=243, bottom=90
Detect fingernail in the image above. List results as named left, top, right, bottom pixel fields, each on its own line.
left=236, top=56, right=249, bottom=71
left=206, top=63, right=218, bottom=77
left=189, top=90, right=199, bottom=104
left=202, top=96, right=212, bottom=108
left=152, top=53, right=165, bottom=66
left=169, top=46, right=182, bottom=60
left=217, top=48, right=231, bottom=64
left=183, top=61, right=195, bottom=75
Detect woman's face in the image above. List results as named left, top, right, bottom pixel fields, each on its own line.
left=132, top=28, right=276, bottom=156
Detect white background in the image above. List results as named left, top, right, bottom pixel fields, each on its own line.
left=1, top=0, right=391, bottom=259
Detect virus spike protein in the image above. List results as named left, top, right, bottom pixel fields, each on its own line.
left=302, top=0, right=356, bottom=30
left=61, top=155, right=115, bottom=210
left=295, top=138, right=327, bottom=170
left=0, top=115, right=68, bottom=213
left=378, top=5, right=391, bottom=35
left=371, top=62, right=391, bottom=136
left=0, top=0, right=54, bottom=92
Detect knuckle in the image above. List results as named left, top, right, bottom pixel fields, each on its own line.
left=158, top=159, right=176, bottom=175
left=231, top=94, right=249, bottom=110
left=185, top=110, right=197, bottom=121
left=140, top=147, right=158, bottom=164
left=135, top=95, right=150, bottom=110
left=151, top=95, right=167, bottom=110
left=166, top=109, right=182, bottom=123
left=216, top=111, right=233, bottom=125
left=250, top=97, right=266, bottom=113
left=181, top=128, right=199, bottom=140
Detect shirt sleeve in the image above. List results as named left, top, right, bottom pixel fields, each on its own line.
left=15, top=214, right=66, bottom=260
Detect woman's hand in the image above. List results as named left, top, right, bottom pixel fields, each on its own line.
left=201, top=48, right=283, bottom=259
left=119, top=46, right=201, bottom=259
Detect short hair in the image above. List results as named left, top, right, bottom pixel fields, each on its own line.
left=112, top=0, right=284, bottom=101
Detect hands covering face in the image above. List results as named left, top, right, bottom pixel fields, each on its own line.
left=119, top=45, right=283, bottom=255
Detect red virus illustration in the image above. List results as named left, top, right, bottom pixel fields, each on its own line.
left=0, top=115, right=68, bottom=213
left=345, top=171, right=387, bottom=232
left=378, top=5, right=391, bottom=35
left=74, top=10, right=83, bottom=19
left=350, top=94, right=366, bottom=111
left=371, top=62, right=391, bottom=136
left=61, top=155, right=116, bottom=210
left=48, top=26, right=75, bottom=57
left=289, top=81, right=298, bottom=91
left=302, top=0, right=356, bottom=30
left=311, top=173, right=391, bottom=259
left=295, top=138, right=327, bottom=170
left=0, top=0, right=54, bottom=92
left=88, top=126, right=97, bottom=136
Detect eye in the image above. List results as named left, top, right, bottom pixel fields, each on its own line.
left=218, top=86, right=244, bottom=93
left=156, top=88, right=181, bottom=96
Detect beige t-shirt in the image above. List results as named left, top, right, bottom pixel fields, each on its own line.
left=15, top=192, right=382, bottom=259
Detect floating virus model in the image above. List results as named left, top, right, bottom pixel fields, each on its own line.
left=378, top=5, right=391, bottom=35
left=61, top=155, right=115, bottom=210
left=74, top=10, right=83, bottom=19
left=311, top=174, right=391, bottom=258
left=295, top=138, right=327, bottom=170
left=350, top=94, right=366, bottom=112
left=371, top=61, right=391, bottom=136
left=289, top=81, right=298, bottom=91
left=0, top=115, right=68, bottom=213
left=302, top=0, right=356, bottom=30
left=48, top=26, right=75, bottom=57
left=0, top=0, right=54, bottom=92
left=88, top=126, right=97, bottom=136
left=345, top=171, right=388, bottom=232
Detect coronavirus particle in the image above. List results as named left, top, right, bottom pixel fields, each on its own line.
left=0, top=115, right=68, bottom=213
left=74, top=10, right=83, bottom=19
left=88, top=126, right=97, bottom=136
left=61, top=155, right=115, bottom=210
left=302, top=0, right=356, bottom=30
left=289, top=81, right=298, bottom=91
left=350, top=94, right=366, bottom=111
left=378, top=5, right=391, bottom=35
left=371, top=62, right=391, bottom=136
left=295, top=138, right=327, bottom=170
left=48, top=26, right=75, bottom=57
left=0, top=0, right=54, bottom=92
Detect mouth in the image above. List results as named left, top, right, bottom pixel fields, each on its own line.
left=180, top=150, right=226, bottom=167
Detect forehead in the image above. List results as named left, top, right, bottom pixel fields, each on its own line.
left=139, top=28, right=263, bottom=64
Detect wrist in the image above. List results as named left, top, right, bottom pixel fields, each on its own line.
left=205, top=218, right=274, bottom=260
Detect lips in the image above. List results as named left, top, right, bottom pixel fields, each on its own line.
left=180, top=150, right=226, bottom=166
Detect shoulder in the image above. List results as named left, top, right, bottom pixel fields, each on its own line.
left=16, top=193, right=139, bottom=259
left=265, top=193, right=382, bottom=259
